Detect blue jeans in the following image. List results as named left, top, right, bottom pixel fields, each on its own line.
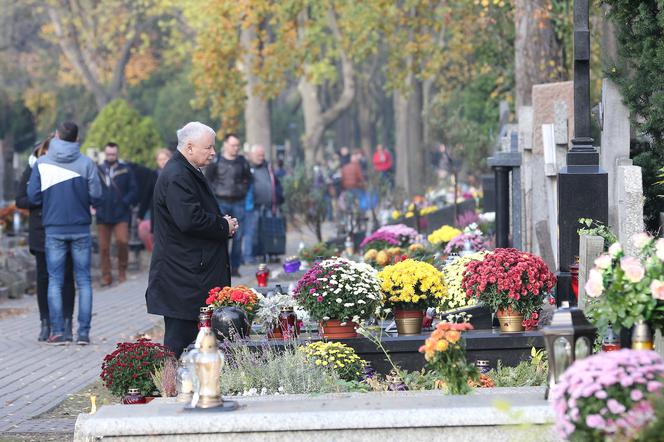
left=45, top=233, right=93, bottom=336
left=217, top=200, right=245, bottom=269
left=242, top=209, right=259, bottom=263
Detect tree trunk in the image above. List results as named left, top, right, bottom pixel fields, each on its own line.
left=394, top=73, right=425, bottom=196
left=600, top=4, right=618, bottom=69
left=298, top=9, right=355, bottom=165
left=514, top=0, right=564, bottom=108
left=1, top=135, right=14, bottom=203
left=357, top=73, right=376, bottom=158
left=240, top=25, right=272, bottom=152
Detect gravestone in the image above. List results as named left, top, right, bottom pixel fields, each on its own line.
left=518, top=106, right=534, bottom=252
left=599, top=78, right=631, bottom=232
left=525, top=81, right=574, bottom=270
left=481, top=175, right=496, bottom=212
left=616, top=165, right=644, bottom=257
left=577, top=234, right=604, bottom=311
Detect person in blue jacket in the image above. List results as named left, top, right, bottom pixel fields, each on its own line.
left=28, top=121, right=102, bottom=345
left=94, top=142, right=138, bottom=286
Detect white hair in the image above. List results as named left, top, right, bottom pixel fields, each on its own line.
left=250, top=144, right=265, bottom=153
left=176, top=122, right=216, bottom=152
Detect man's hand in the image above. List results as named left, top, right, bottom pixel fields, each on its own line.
left=224, top=215, right=239, bottom=236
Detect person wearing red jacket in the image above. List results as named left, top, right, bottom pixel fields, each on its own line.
left=372, top=144, right=393, bottom=185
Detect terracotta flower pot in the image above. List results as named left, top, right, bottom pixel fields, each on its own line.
left=496, top=308, right=524, bottom=333
left=267, top=326, right=283, bottom=340
left=319, top=319, right=358, bottom=339
left=394, top=309, right=424, bottom=335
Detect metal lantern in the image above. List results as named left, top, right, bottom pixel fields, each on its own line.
left=541, top=301, right=596, bottom=399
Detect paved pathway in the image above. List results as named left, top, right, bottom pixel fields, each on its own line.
left=0, top=272, right=160, bottom=434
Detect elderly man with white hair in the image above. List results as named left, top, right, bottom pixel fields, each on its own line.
left=146, top=122, right=238, bottom=357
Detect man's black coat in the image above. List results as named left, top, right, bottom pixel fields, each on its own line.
left=146, top=150, right=231, bottom=321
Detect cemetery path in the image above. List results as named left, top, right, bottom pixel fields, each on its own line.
left=0, top=272, right=160, bottom=435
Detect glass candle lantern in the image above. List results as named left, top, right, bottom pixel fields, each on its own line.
left=256, top=264, right=270, bottom=287
left=122, top=388, right=146, bottom=405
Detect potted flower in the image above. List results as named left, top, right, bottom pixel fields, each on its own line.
left=372, top=224, right=419, bottom=247
left=294, top=257, right=381, bottom=339
left=440, top=252, right=487, bottom=312
left=100, top=338, right=175, bottom=399
left=299, top=242, right=337, bottom=264
left=461, top=248, right=556, bottom=332
left=551, top=349, right=664, bottom=441
left=359, top=230, right=400, bottom=251
left=255, top=292, right=300, bottom=340
left=427, top=225, right=462, bottom=251
left=205, top=285, right=259, bottom=341
left=378, top=259, right=448, bottom=335
left=444, top=224, right=489, bottom=255
left=419, top=321, right=478, bottom=394
left=584, top=234, right=664, bottom=341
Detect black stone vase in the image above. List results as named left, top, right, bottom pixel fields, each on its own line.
left=211, top=306, right=250, bottom=341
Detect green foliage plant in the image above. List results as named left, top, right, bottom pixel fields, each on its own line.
left=577, top=218, right=618, bottom=251
left=299, top=242, right=338, bottom=263
left=83, top=99, right=163, bottom=166
left=487, top=348, right=548, bottom=388
left=300, top=341, right=366, bottom=381
left=219, top=343, right=346, bottom=396
left=282, top=165, right=328, bottom=242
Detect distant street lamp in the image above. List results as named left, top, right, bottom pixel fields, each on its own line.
left=556, top=0, right=608, bottom=305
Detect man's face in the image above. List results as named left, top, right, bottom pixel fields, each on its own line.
left=252, top=146, right=266, bottom=165
left=187, top=132, right=216, bottom=168
left=223, top=136, right=241, bottom=158
left=105, top=147, right=118, bottom=164
left=156, top=152, right=170, bottom=170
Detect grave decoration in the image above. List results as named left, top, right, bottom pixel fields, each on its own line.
left=378, top=259, right=447, bottom=335
left=427, top=225, right=462, bottom=251
left=551, top=349, right=664, bottom=441
left=100, top=338, right=174, bottom=397
left=206, top=285, right=258, bottom=341
left=419, top=321, right=479, bottom=394
left=462, top=248, right=556, bottom=332
left=300, top=341, right=366, bottom=381
left=584, top=234, right=664, bottom=342
left=255, top=292, right=301, bottom=340
left=439, top=251, right=487, bottom=312
left=299, top=242, right=338, bottom=264
left=294, top=257, right=381, bottom=339
left=443, top=223, right=490, bottom=255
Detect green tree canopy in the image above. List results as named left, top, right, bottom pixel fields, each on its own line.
left=83, top=99, right=163, bottom=166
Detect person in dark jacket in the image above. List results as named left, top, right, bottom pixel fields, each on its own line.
left=94, top=142, right=138, bottom=285
left=146, top=122, right=238, bottom=357
left=135, top=149, right=172, bottom=252
left=205, top=133, right=251, bottom=277
left=16, top=137, right=76, bottom=341
left=28, top=121, right=102, bottom=345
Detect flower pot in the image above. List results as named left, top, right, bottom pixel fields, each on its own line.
left=211, top=306, right=250, bottom=341
left=495, top=309, right=524, bottom=333
left=394, top=309, right=424, bottom=335
left=319, top=319, right=358, bottom=339
left=267, top=326, right=283, bottom=340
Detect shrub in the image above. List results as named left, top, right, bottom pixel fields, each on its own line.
left=100, top=339, right=174, bottom=397
left=83, top=99, right=163, bottom=166
left=219, top=343, right=346, bottom=396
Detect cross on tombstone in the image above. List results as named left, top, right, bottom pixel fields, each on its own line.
left=556, top=0, right=608, bottom=306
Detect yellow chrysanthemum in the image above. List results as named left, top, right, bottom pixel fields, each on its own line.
left=428, top=225, right=462, bottom=245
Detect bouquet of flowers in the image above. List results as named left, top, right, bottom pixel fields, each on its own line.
left=440, top=252, right=487, bottom=312
left=205, top=285, right=259, bottom=321
left=100, top=338, right=174, bottom=397
left=461, top=248, right=556, bottom=320
left=359, top=230, right=400, bottom=251
left=300, top=341, right=366, bottom=381
left=293, top=257, right=381, bottom=324
left=419, top=321, right=478, bottom=394
left=255, top=293, right=299, bottom=333
left=373, top=224, right=419, bottom=247
left=428, top=225, right=462, bottom=248
left=378, top=259, right=447, bottom=311
left=443, top=224, right=489, bottom=254
left=584, top=234, right=664, bottom=333
left=551, top=349, right=664, bottom=441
